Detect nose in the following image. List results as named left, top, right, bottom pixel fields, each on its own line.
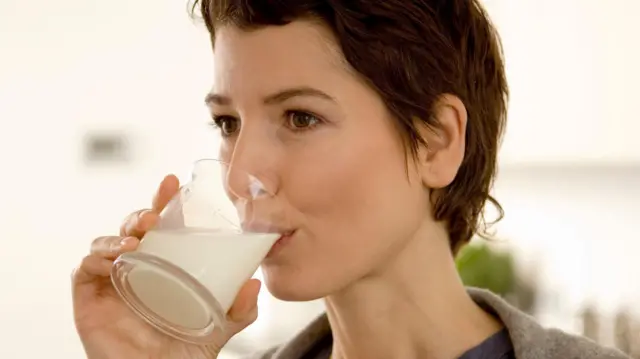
left=225, top=165, right=273, bottom=200
left=223, top=126, right=278, bottom=201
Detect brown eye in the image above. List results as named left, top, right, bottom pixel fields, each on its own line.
left=286, top=111, right=320, bottom=130
left=213, top=116, right=240, bottom=136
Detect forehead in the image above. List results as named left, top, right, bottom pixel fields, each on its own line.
left=211, top=21, right=350, bottom=95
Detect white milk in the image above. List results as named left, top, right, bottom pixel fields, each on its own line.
left=126, top=229, right=279, bottom=329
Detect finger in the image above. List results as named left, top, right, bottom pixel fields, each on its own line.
left=120, top=209, right=159, bottom=238
left=120, top=209, right=144, bottom=237
left=119, top=175, right=179, bottom=237
left=227, top=279, right=261, bottom=323
left=72, top=255, right=114, bottom=285
left=90, top=236, right=139, bottom=260
left=152, top=174, right=180, bottom=213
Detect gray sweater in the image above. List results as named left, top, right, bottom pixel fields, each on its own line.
left=247, top=288, right=630, bottom=359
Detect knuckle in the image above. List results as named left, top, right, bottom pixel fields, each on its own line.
left=79, top=255, right=95, bottom=269
left=119, top=214, right=134, bottom=234
left=120, top=209, right=146, bottom=235
left=122, top=211, right=138, bottom=226
left=90, top=236, right=119, bottom=253
left=91, top=235, right=108, bottom=246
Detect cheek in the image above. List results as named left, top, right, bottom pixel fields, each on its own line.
left=284, top=133, right=427, bottom=261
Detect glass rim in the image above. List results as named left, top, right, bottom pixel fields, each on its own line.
left=189, top=158, right=275, bottom=198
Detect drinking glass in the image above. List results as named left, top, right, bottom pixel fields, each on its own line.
left=111, top=159, right=283, bottom=344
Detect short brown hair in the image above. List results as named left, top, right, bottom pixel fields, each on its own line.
left=191, top=0, right=508, bottom=253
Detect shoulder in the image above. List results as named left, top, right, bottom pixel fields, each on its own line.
left=241, top=288, right=630, bottom=359
left=536, top=326, right=629, bottom=359
left=467, top=287, right=630, bottom=359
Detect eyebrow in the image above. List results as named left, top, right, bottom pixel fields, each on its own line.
left=204, top=86, right=335, bottom=106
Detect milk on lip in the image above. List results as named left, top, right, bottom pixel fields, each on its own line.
left=126, top=228, right=280, bottom=328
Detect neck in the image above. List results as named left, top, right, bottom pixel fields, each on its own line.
left=325, top=224, right=502, bottom=359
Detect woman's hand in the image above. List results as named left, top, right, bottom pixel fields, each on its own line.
left=72, top=175, right=261, bottom=359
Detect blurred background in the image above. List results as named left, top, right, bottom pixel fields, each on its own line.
left=0, top=0, right=639, bottom=358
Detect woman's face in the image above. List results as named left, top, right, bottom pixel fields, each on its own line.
left=209, top=21, right=432, bottom=300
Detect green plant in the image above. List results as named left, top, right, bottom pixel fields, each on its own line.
left=455, top=242, right=515, bottom=296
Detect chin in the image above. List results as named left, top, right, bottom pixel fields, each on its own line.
left=260, top=266, right=329, bottom=302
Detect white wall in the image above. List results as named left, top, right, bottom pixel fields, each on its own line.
left=494, top=165, right=640, bottom=333
left=484, top=0, right=640, bottom=165
left=0, top=0, right=638, bottom=358
left=0, top=1, right=216, bottom=357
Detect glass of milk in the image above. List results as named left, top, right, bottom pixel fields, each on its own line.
left=111, top=159, right=283, bottom=344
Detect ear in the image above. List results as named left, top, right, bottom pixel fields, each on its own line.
left=415, top=94, right=467, bottom=189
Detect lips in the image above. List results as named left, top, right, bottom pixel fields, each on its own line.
left=266, top=229, right=296, bottom=257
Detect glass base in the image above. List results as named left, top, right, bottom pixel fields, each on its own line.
left=111, top=251, right=226, bottom=344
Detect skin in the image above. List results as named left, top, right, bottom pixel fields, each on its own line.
left=73, top=20, right=501, bottom=359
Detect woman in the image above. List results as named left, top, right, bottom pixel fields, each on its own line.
left=71, top=1, right=628, bottom=358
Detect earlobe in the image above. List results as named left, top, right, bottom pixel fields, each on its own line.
left=417, top=94, right=467, bottom=189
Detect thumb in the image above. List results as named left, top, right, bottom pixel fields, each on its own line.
left=227, top=279, right=261, bottom=325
